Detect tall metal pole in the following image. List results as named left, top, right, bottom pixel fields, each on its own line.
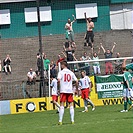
left=36, top=0, right=44, bottom=97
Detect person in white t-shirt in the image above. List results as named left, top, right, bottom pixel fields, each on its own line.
left=65, top=15, right=76, bottom=48
left=27, top=68, right=36, bottom=85
left=79, top=71, right=95, bottom=112
left=57, top=60, right=78, bottom=125
left=50, top=76, right=60, bottom=113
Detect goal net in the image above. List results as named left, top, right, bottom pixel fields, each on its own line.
left=65, top=57, right=133, bottom=77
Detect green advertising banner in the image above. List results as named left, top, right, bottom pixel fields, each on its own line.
left=96, top=74, right=124, bottom=99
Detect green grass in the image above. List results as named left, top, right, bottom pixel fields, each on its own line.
left=0, top=104, right=133, bottom=133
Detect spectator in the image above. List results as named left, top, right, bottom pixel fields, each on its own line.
left=81, top=52, right=91, bottom=76
left=62, top=46, right=77, bottom=70
left=122, top=58, right=133, bottom=72
left=63, top=42, right=70, bottom=49
left=27, top=68, right=36, bottom=85
left=92, top=47, right=101, bottom=75
left=78, top=57, right=86, bottom=71
left=114, top=52, right=123, bottom=74
left=65, top=15, right=76, bottom=48
left=43, top=54, right=50, bottom=71
left=4, top=54, right=12, bottom=75
left=50, top=61, right=57, bottom=78
left=101, top=42, right=116, bottom=75
left=84, top=12, right=94, bottom=48
left=36, top=53, right=42, bottom=76
left=56, top=53, right=65, bottom=66
left=43, top=54, right=50, bottom=79
left=0, top=60, right=1, bottom=72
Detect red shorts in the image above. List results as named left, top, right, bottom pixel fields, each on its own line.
left=60, top=93, right=73, bottom=103
left=52, top=95, right=58, bottom=102
left=81, top=88, right=89, bottom=99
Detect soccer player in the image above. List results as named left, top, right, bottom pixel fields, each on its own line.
left=57, top=60, right=78, bottom=125
left=50, top=76, right=60, bottom=113
left=79, top=71, right=95, bottom=112
left=121, top=67, right=132, bottom=112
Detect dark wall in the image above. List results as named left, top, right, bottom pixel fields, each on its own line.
left=0, top=0, right=111, bottom=38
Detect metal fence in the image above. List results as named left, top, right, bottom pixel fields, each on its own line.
left=0, top=80, right=49, bottom=100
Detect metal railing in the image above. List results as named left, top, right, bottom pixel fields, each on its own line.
left=0, top=80, right=49, bottom=100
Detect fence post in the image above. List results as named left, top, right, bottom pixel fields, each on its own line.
left=22, top=81, right=26, bottom=98
left=48, top=64, right=51, bottom=97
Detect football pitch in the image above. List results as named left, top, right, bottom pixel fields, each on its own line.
left=0, top=104, right=133, bottom=133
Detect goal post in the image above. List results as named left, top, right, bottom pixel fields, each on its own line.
left=48, top=56, right=133, bottom=97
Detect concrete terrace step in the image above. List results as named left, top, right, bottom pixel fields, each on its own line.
left=0, top=30, right=132, bottom=82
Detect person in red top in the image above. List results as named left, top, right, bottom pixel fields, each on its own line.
left=56, top=53, right=65, bottom=66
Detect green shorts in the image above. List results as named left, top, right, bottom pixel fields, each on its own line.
left=65, top=30, right=74, bottom=42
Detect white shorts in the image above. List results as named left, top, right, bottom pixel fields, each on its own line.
left=93, top=66, right=101, bottom=74
left=129, top=89, right=133, bottom=100
left=123, top=88, right=130, bottom=98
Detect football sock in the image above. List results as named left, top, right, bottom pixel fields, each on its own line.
left=87, top=99, right=94, bottom=107
left=70, top=106, right=74, bottom=122
left=84, top=99, right=88, bottom=110
left=59, top=106, right=64, bottom=122
left=127, top=98, right=132, bottom=105
left=124, top=101, right=127, bottom=110
left=55, top=102, right=60, bottom=108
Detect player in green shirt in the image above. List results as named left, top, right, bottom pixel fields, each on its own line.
left=121, top=67, right=132, bottom=112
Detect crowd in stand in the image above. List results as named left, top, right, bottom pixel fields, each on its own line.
left=0, top=13, right=132, bottom=84
left=27, top=13, right=128, bottom=85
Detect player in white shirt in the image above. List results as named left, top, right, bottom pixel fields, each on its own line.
left=57, top=61, right=78, bottom=125
left=50, top=76, right=60, bottom=113
left=79, top=71, right=95, bottom=112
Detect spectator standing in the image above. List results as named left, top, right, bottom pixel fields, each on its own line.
left=78, top=57, right=85, bottom=71
left=27, top=68, right=37, bottom=85
left=4, top=54, right=12, bottom=75
left=81, top=52, right=91, bottom=76
left=91, top=47, right=101, bottom=75
left=84, top=12, right=94, bottom=48
left=50, top=61, right=57, bottom=78
left=114, top=52, right=123, bottom=74
left=65, top=15, right=76, bottom=48
left=62, top=46, right=77, bottom=70
left=101, top=42, right=116, bottom=75
left=43, top=54, right=50, bottom=78
left=122, top=58, right=133, bottom=72
left=56, top=53, right=65, bottom=66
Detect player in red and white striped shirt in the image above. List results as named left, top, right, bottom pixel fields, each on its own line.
left=79, top=71, right=95, bottom=112
left=57, top=61, right=78, bottom=125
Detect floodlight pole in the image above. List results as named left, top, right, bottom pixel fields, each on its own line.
left=36, top=0, right=45, bottom=97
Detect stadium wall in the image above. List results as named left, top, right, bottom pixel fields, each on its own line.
left=110, top=0, right=133, bottom=4
left=0, top=76, right=124, bottom=115
left=0, top=0, right=110, bottom=38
